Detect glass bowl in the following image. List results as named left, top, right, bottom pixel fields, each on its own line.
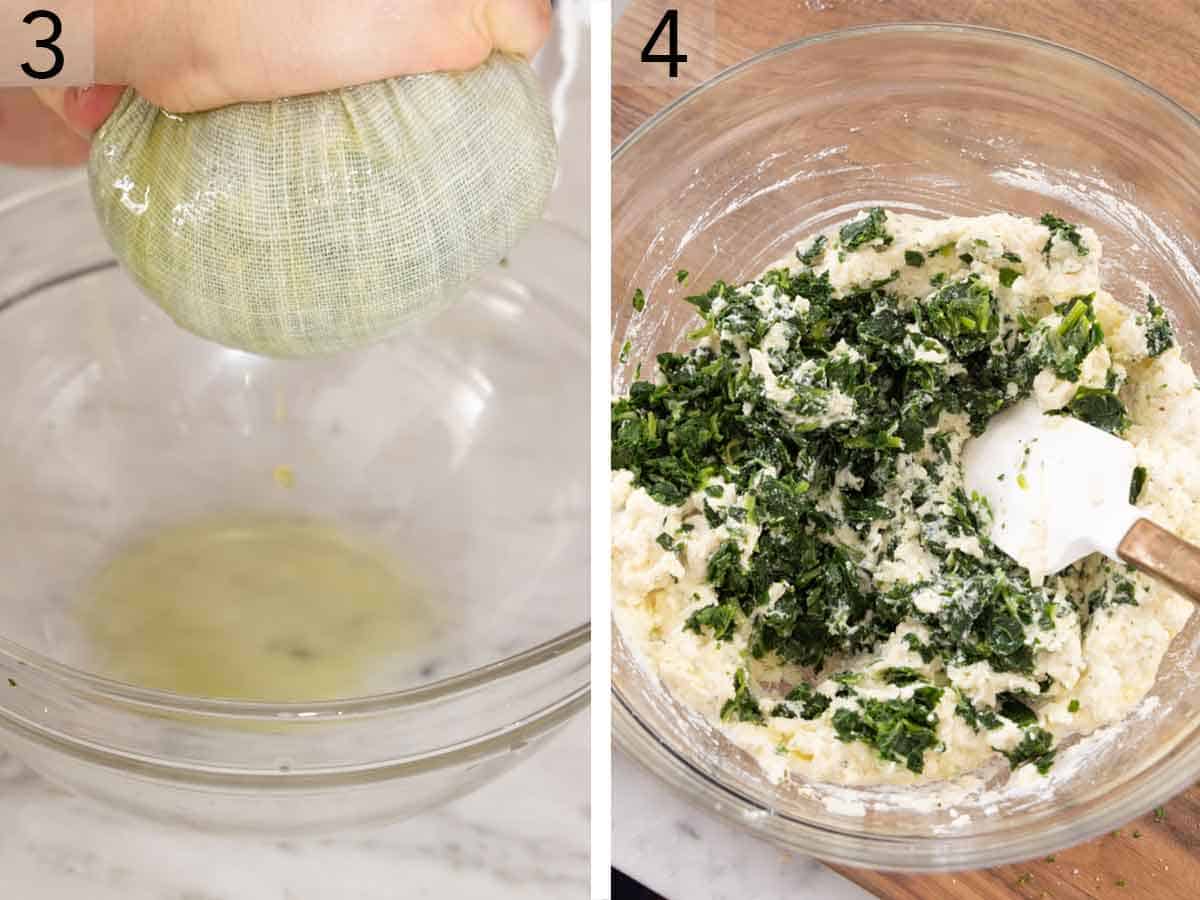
left=612, top=24, right=1200, bottom=871
left=0, top=15, right=589, bottom=832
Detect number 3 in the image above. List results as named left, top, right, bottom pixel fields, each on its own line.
left=21, top=9, right=65, bottom=80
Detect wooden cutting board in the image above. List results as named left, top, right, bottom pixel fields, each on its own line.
left=613, top=1, right=1200, bottom=897
left=845, top=798, right=1200, bottom=899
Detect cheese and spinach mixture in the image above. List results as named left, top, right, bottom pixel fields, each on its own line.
left=612, top=209, right=1198, bottom=786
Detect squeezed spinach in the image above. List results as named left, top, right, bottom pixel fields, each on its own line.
left=839, top=207, right=893, bottom=251
left=770, top=681, right=832, bottom=720
left=1141, top=294, right=1174, bottom=358
left=614, top=210, right=1150, bottom=776
left=1040, top=213, right=1089, bottom=262
left=720, top=668, right=764, bottom=724
left=831, top=685, right=943, bottom=773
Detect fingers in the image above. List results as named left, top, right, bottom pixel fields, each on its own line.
left=0, top=89, right=89, bottom=166
left=7, top=0, right=553, bottom=165
left=31, top=85, right=125, bottom=138
left=477, top=0, right=554, bottom=60
left=95, top=0, right=554, bottom=113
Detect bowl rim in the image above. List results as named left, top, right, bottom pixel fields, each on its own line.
left=614, top=21, right=1200, bottom=161
left=611, top=22, right=1200, bottom=870
left=0, top=623, right=590, bottom=718
left=0, top=174, right=591, bottom=721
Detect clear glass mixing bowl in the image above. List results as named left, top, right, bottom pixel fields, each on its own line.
left=613, top=24, right=1200, bottom=870
left=0, top=14, right=589, bottom=832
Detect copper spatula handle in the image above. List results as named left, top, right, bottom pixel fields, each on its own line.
left=1118, top=518, right=1200, bottom=605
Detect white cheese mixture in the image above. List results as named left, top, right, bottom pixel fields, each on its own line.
left=613, top=210, right=1196, bottom=787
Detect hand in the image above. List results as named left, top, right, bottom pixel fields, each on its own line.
left=2, top=0, right=552, bottom=165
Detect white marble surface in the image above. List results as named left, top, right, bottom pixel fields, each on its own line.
left=613, top=750, right=871, bottom=900
left=0, top=717, right=589, bottom=900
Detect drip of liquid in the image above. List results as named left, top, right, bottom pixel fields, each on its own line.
left=78, top=515, right=436, bottom=701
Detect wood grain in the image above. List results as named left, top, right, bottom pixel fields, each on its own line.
left=845, top=798, right=1200, bottom=899
left=613, top=0, right=1200, bottom=146
left=614, top=2, right=1200, bottom=897
left=1120, top=518, right=1200, bottom=606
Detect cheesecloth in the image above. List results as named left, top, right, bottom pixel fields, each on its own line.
left=88, top=53, right=558, bottom=357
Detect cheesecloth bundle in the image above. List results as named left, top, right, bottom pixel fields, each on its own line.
left=87, top=53, right=558, bottom=357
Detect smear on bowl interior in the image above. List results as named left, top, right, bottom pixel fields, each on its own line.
left=612, top=208, right=1196, bottom=786
left=79, top=515, right=440, bottom=701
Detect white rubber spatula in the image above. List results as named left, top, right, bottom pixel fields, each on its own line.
left=962, top=398, right=1200, bottom=600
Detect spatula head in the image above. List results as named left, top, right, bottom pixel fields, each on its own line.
left=962, top=399, right=1140, bottom=583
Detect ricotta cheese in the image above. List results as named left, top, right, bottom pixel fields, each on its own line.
left=613, top=209, right=1195, bottom=787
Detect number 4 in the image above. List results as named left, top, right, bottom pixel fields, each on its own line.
left=641, top=9, right=687, bottom=78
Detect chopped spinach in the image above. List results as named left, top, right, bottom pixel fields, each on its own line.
left=996, top=692, right=1038, bottom=727
left=918, top=275, right=998, bottom=357
left=1040, top=213, right=1089, bottom=262
left=720, top=668, right=764, bottom=724
left=612, top=208, right=1155, bottom=781
left=955, top=693, right=1002, bottom=732
left=1141, top=294, right=1174, bottom=358
left=1129, top=466, right=1148, bottom=504
left=878, top=666, right=924, bottom=685
left=1087, top=569, right=1139, bottom=613
left=684, top=602, right=739, bottom=642
left=832, top=686, right=944, bottom=773
left=1060, top=386, right=1131, bottom=435
left=1044, top=294, right=1103, bottom=382
left=770, top=681, right=831, bottom=720
left=1003, top=726, right=1056, bottom=774
left=839, top=207, right=893, bottom=251
left=798, top=234, right=828, bottom=266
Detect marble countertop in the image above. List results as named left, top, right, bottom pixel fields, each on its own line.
left=613, top=750, right=870, bottom=900
left=0, top=716, right=588, bottom=900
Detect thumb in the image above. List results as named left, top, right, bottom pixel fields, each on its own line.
left=32, top=84, right=126, bottom=139
left=477, top=0, right=553, bottom=59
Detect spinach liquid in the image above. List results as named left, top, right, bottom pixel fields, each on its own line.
left=79, top=515, right=434, bottom=701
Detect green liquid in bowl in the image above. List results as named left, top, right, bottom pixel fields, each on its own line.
left=78, top=515, right=436, bottom=701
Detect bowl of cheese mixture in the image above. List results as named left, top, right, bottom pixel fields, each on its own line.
left=613, top=25, right=1200, bottom=869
